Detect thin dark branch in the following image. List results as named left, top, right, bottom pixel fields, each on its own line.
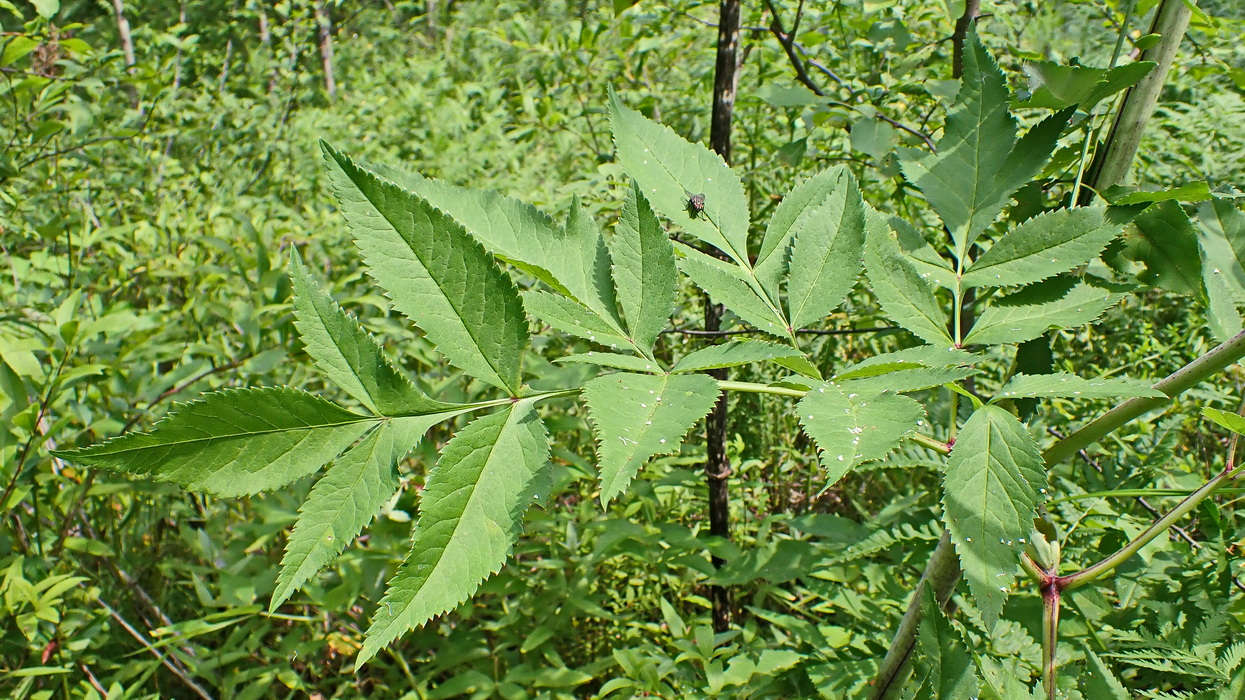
left=664, top=326, right=897, bottom=337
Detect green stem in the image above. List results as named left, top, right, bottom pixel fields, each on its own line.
left=1043, top=329, right=1245, bottom=465
left=717, top=379, right=808, bottom=399
left=1060, top=460, right=1245, bottom=591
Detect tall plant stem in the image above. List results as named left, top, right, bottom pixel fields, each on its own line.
left=1079, top=0, right=1195, bottom=199
left=704, top=0, right=742, bottom=636
left=871, top=328, right=1245, bottom=698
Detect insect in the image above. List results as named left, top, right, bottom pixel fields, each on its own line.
left=685, top=192, right=706, bottom=219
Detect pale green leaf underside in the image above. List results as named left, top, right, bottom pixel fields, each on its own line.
left=272, top=414, right=450, bottom=610
left=863, top=211, right=953, bottom=347
left=612, top=182, right=677, bottom=354
left=962, top=207, right=1122, bottom=289
left=610, top=92, right=751, bottom=265
left=323, top=143, right=528, bottom=394
left=964, top=283, right=1119, bottom=345
left=993, top=372, right=1165, bottom=402
left=358, top=401, right=550, bottom=665
left=755, top=167, right=847, bottom=294
left=671, top=340, right=802, bottom=373
left=359, top=160, right=621, bottom=324
left=785, top=172, right=867, bottom=329
left=674, top=243, right=790, bottom=338
left=582, top=372, right=720, bottom=505
left=522, top=291, right=635, bottom=351
left=53, top=388, right=375, bottom=497
left=942, top=405, right=1046, bottom=628
left=556, top=352, right=664, bottom=373
left=798, top=383, right=925, bottom=485
left=840, top=346, right=981, bottom=373
left=289, top=250, right=459, bottom=416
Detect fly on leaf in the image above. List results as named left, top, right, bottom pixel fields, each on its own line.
left=685, top=192, right=706, bottom=219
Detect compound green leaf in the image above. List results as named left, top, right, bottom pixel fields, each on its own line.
left=863, top=210, right=954, bottom=347
left=942, top=405, right=1046, bottom=628
left=798, top=383, right=925, bottom=485
left=964, top=281, right=1120, bottom=345
left=993, top=373, right=1165, bottom=402
left=609, top=92, right=751, bottom=266
left=323, top=143, right=528, bottom=395
left=674, top=243, right=790, bottom=338
left=612, top=181, right=677, bottom=354
left=358, top=401, right=550, bottom=665
left=556, top=352, right=664, bottom=373
left=272, top=414, right=459, bottom=610
left=1122, top=200, right=1203, bottom=297
left=582, top=372, right=720, bottom=505
left=755, top=167, right=848, bottom=294
left=289, top=250, right=459, bottom=416
left=522, top=291, right=635, bottom=352
left=962, top=207, right=1124, bottom=289
left=843, top=366, right=981, bottom=394
left=671, top=340, right=803, bottom=373
left=52, top=388, right=376, bottom=497
left=838, top=346, right=980, bottom=374
left=357, top=161, right=620, bottom=324
left=914, top=586, right=980, bottom=700
left=785, top=171, right=867, bottom=329
left=901, top=30, right=1068, bottom=259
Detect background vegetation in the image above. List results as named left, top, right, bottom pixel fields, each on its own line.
left=3, top=0, right=1244, bottom=697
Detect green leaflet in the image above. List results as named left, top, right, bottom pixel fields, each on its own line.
left=863, top=210, right=954, bottom=347
left=797, top=382, right=925, bottom=485
left=272, top=414, right=457, bottom=609
left=1203, top=407, right=1245, bottom=436
left=963, top=281, right=1120, bottom=345
left=1081, top=650, right=1131, bottom=700
left=51, top=388, right=376, bottom=497
left=358, top=400, right=550, bottom=665
left=890, top=217, right=958, bottom=291
left=842, top=366, right=981, bottom=394
left=1197, top=200, right=1245, bottom=341
left=323, top=143, right=529, bottom=395
left=785, top=171, right=867, bottom=329
left=1122, top=200, right=1204, bottom=297
left=900, top=29, right=1069, bottom=260
left=942, top=405, right=1046, bottom=628
left=674, top=242, right=791, bottom=338
left=556, top=352, right=664, bottom=373
left=992, top=372, right=1165, bottom=402
left=289, top=250, right=459, bottom=416
left=359, top=160, right=620, bottom=322
left=522, top=291, right=635, bottom=352
left=962, top=207, right=1123, bottom=289
left=612, top=182, right=677, bottom=354
left=913, top=586, right=980, bottom=700
left=582, top=372, right=720, bottom=505
left=671, top=340, right=803, bottom=373
left=1022, top=59, right=1155, bottom=111
left=609, top=92, right=751, bottom=266
left=838, top=345, right=980, bottom=374
left=755, top=167, right=848, bottom=294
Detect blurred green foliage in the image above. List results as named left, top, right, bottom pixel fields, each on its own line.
left=2, top=0, right=1244, bottom=697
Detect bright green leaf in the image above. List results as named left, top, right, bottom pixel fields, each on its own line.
left=671, top=340, right=803, bottom=373
left=674, top=243, right=790, bottom=338
left=1022, top=60, right=1155, bottom=111
left=1203, top=407, right=1245, bottom=436
left=785, top=171, right=867, bottom=329
left=323, top=143, right=529, bottom=394
left=863, top=210, right=954, bottom=347
left=609, top=92, right=751, bottom=265
left=289, top=250, right=458, bottom=416
left=582, top=372, right=719, bottom=504
left=964, top=281, right=1120, bottom=345
left=358, top=401, right=550, bottom=665
left=1082, top=650, right=1131, bottom=700
left=522, top=291, right=635, bottom=352
left=612, top=181, right=677, bottom=354
left=755, top=167, right=847, bottom=294
left=52, top=388, right=376, bottom=497
left=942, top=405, right=1046, bottom=628
left=962, top=207, right=1124, bottom=289
left=993, top=372, right=1165, bottom=402
left=555, top=352, right=664, bottom=373
left=798, top=383, right=925, bottom=485
left=914, top=585, right=979, bottom=700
